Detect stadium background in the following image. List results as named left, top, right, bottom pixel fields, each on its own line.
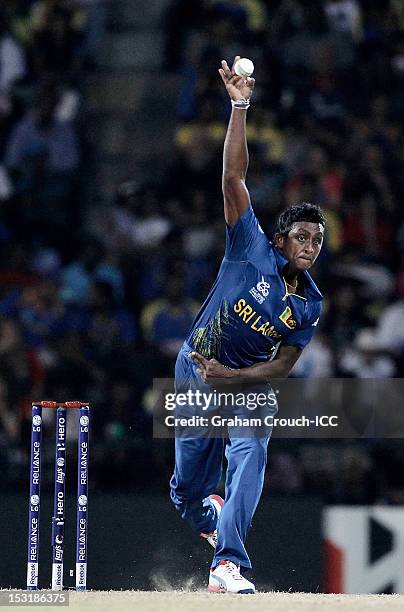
left=0, top=0, right=404, bottom=594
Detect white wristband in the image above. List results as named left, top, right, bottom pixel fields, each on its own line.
left=231, top=97, right=250, bottom=110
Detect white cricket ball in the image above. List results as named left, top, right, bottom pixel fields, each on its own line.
left=234, top=58, right=254, bottom=78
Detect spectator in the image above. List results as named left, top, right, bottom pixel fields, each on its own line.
left=0, top=318, right=44, bottom=416
left=76, top=0, right=108, bottom=65
left=339, top=328, right=396, bottom=378
left=141, top=279, right=199, bottom=358
left=87, top=281, right=137, bottom=366
left=4, top=85, right=80, bottom=236
left=31, top=0, right=86, bottom=78
left=59, top=238, right=120, bottom=306
left=0, top=375, right=20, bottom=444
left=5, top=86, right=80, bottom=175
left=291, top=333, right=334, bottom=377
left=377, top=294, right=404, bottom=356
left=324, top=0, right=362, bottom=41
left=110, top=183, right=172, bottom=252
left=0, top=9, right=26, bottom=170
left=0, top=11, right=26, bottom=96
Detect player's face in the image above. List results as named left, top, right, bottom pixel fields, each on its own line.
left=279, top=222, right=324, bottom=271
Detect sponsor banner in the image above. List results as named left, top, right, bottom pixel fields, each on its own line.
left=324, top=506, right=404, bottom=593
left=52, top=563, right=63, bottom=590
left=76, top=562, right=87, bottom=590
left=26, top=563, right=38, bottom=589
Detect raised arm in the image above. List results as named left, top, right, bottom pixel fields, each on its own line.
left=219, top=57, right=255, bottom=226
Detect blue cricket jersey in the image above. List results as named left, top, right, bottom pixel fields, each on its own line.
left=185, top=205, right=322, bottom=368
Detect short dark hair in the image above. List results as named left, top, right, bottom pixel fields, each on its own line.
left=276, top=202, right=326, bottom=236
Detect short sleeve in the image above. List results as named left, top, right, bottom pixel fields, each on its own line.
left=225, top=206, right=265, bottom=261
left=282, top=303, right=322, bottom=350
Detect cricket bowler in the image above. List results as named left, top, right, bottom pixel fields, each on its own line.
left=170, top=56, right=325, bottom=594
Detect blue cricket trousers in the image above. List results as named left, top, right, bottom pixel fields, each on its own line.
left=169, top=343, right=275, bottom=570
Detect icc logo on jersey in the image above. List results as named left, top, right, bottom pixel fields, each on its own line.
left=249, top=276, right=270, bottom=304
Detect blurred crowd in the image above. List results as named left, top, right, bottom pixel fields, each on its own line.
left=1, top=0, right=404, bottom=500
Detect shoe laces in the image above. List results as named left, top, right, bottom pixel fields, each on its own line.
left=220, top=560, right=243, bottom=580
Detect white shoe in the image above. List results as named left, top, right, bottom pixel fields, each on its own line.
left=200, top=494, right=224, bottom=548
left=208, top=560, right=255, bottom=594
